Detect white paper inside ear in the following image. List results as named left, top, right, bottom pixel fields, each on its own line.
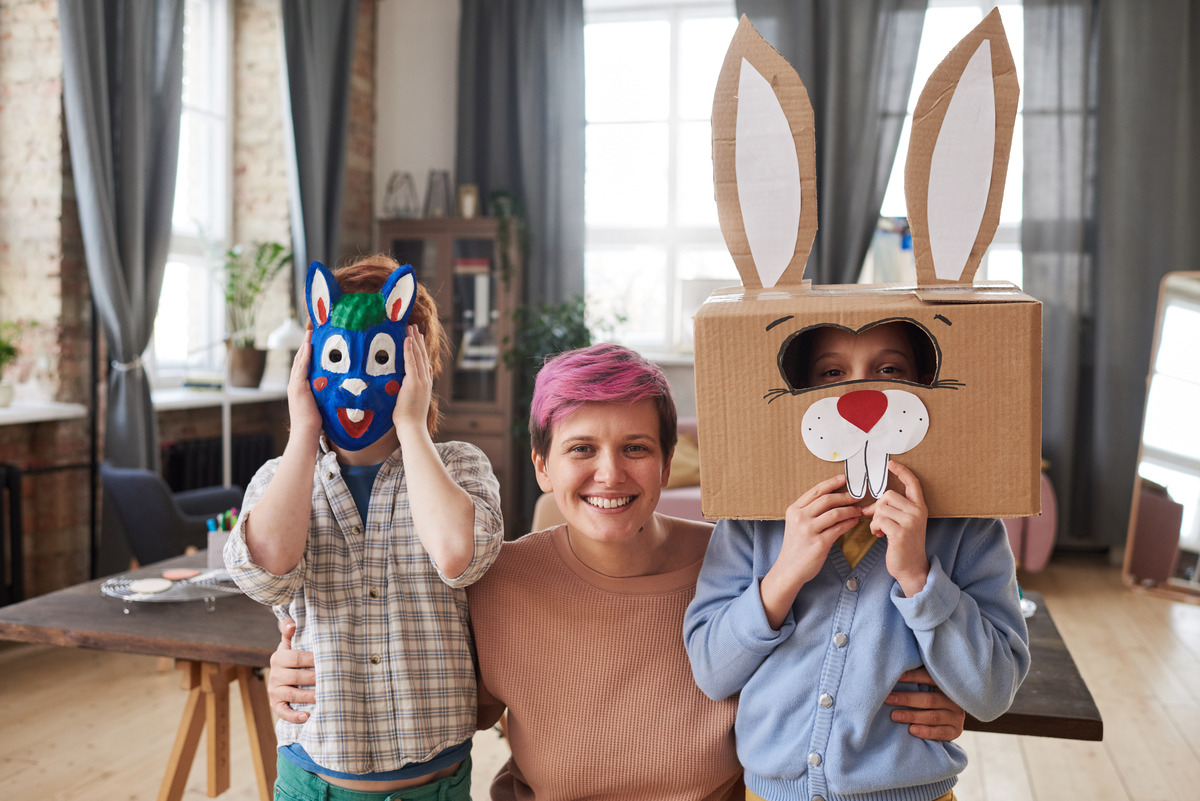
left=386, top=272, right=415, bottom=322
left=927, top=40, right=995, bottom=282
left=311, top=270, right=331, bottom=325
left=735, top=58, right=801, bottom=289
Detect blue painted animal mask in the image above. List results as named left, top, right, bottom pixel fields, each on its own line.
left=305, top=261, right=416, bottom=451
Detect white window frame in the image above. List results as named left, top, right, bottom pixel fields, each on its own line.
left=149, top=0, right=233, bottom=386
left=584, top=0, right=737, bottom=358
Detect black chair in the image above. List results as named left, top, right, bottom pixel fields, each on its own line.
left=1, top=463, right=23, bottom=606
left=100, top=461, right=244, bottom=566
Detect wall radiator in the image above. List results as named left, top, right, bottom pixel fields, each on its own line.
left=161, top=434, right=274, bottom=493
left=0, top=463, right=23, bottom=606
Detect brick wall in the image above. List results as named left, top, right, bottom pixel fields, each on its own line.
left=0, top=1, right=379, bottom=599
left=342, top=0, right=376, bottom=261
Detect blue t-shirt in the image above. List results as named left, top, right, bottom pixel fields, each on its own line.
left=340, top=461, right=382, bottom=522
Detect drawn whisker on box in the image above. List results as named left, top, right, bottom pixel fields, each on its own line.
left=764, top=387, right=793, bottom=404
left=931, top=378, right=967, bottom=390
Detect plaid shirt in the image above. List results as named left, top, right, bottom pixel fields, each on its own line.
left=224, top=438, right=503, bottom=775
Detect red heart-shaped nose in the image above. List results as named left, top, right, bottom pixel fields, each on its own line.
left=837, top=390, right=888, bottom=433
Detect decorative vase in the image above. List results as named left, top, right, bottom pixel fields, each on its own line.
left=228, top=345, right=267, bottom=388
left=0, top=381, right=13, bottom=407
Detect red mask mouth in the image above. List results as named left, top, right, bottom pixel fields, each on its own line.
left=336, top=408, right=375, bottom=439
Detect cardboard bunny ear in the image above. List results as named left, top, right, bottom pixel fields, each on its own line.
left=713, top=15, right=818, bottom=290
left=906, top=8, right=1019, bottom=286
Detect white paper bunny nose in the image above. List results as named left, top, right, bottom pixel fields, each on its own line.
left=802, top=389, right=931, bottom=499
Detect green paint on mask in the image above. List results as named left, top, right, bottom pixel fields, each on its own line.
left=330, top=293, right=386, bottom=331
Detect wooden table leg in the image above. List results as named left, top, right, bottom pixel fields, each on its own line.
left=202, top=663, right=235, bottom=797
left=236, top=666, right=278, bottom=801
left=158, top=661, right=271, bottom=801
left=159, top=662, right=207, bottom=801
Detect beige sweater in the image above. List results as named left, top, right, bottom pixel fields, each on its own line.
left=467, top=525, right=742, bottom=801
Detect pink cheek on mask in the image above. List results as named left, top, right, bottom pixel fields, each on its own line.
left=385, top=380, right=400, bottom=396
left=313, top=377, right=328, bottom=391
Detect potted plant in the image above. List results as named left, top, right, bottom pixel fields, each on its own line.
left=0, top=320, right=24, bottom=407
left=222, top=241, right=293, bottom=387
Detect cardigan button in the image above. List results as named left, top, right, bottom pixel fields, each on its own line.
left=818, top=693, right=834, bottom=708
left=845, top=577, right=859, bottom=592
left=808, top=752, right=822, bottom=766
left=833, top=632, right=848, bottom=648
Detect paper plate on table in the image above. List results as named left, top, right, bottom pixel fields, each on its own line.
left=101, top=569, right=242, bottom=603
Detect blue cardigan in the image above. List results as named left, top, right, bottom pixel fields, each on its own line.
left=683, top=517, right=1030, bottom=801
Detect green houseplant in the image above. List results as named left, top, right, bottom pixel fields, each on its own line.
left=221, top=241, right=293, bottom=386
left=0, top=320, right=24, bottom=407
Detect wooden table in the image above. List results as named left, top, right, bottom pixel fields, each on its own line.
left=0, top=552, right=280, bottom=800
left=964, top=590, right=1103, bottom=740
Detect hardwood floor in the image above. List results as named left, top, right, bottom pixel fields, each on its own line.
left=956, top=554, right=1200, bottom=801
left=2, top=554, right=1198, bottom=800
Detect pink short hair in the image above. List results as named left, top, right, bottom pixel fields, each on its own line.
left=530, top=343, right=678, bottom=460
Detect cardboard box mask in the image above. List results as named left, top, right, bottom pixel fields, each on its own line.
left=694, top=11, right=1041, bottom=520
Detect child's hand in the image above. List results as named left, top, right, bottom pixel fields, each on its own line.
left=865, top=460, right=930, bottom=597
left=393, top=325, right=433, bottom=436
left=760, top=474, right=863, bottom=629
left=287, top=329, right=323, bottom=442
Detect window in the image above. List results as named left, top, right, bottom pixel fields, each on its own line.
left=583, top=1, right=738, bottom=356
left=584, top=0, right=1026, bottom=356
left=870, top=0, right=1025, bottom=287
left=151, top=0, right=231, bottom=382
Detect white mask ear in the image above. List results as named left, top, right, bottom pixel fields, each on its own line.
left=306, top=261, right=340, bottom=327
left=906, top=8, right=1018, bottom=285
left=382, top=267, right=416, bottom=323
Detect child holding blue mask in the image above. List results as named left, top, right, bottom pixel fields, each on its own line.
left=225, top=253, right=503, bottom=800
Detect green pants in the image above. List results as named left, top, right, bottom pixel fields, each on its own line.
left=274, top=754, right=472, bottom=801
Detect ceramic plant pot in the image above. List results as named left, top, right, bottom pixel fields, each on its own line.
left=227, top=345, right=267, bottom=388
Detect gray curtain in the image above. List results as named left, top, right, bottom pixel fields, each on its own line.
left=735, top=0, right=927, bottom=284
left=456, top=0, right=586, bottom=305
left=281, top=0, right=358, bottom=308
left=59, top=0, right=185, bottom=471
left=1021, top=0, right=1099, bottom=549
left=1026, top=0, right=1200, bottom=550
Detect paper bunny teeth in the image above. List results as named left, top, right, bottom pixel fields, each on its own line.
left=801, top=390, right=931, bottom=499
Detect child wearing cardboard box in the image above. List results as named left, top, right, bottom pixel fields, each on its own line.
left=224, top=254, right=503, bottom=800
left=683, top=319, right=1030, bottom=801
left=685, top=11, right=1034, bottom=801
